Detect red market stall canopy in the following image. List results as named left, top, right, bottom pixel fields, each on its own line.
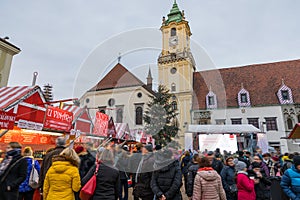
left=287, top=123, right=300, bottom=139
left=186, top=124, right=262, bottom=134
left=62, top=105, right=93, bottom=133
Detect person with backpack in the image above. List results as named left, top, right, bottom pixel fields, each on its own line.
left=0, top=142, right=28, bottom=200
left=281, top=153, right=294, bottom=175
left=220, top=157, right=237, bottom=200
left=186, top=153, right=200, bottom=199
left=19, top=146, right=41, bottom=200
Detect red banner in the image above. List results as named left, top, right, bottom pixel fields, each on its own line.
left=44, top=106, right=73, bottom=132
left=93, top=112, right=109, bottom=136
left=0, top=111, right=16, bottom=129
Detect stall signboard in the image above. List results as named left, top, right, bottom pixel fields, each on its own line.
left=93, top=112, right=109, bottom=136
left=0, top=132, right=56, bottom=145
left=44, top=106, right=73, bottom=132
left=0, top=111, right=16, bottom=129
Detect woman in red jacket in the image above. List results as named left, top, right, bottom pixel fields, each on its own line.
left=235, top=160, right=258, bottom=200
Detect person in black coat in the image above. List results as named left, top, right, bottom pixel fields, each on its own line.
left=186, top=153, right=200, bottom=198
left=82, top=149, right=120, bottom=200
left=180, top=151, right=191, bottom=194
left=250, top=162, right=271, bottom=200
left=151, top=149, right=182, bottom=200
left=115, top=145, right=130, bottom=200
left=207, top=151, right=224, bottom=174
left=220, top=157, right=237, bottom=200
left=0, top=142, right=28, bottom=200
left=133, top=144, right=155, bottom=200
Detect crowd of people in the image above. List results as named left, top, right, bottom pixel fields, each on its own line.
left=0, top=138, right=300, bottom=200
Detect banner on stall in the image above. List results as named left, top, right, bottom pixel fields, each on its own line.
left=44, top=106, right=73, bottom=132
left=0, top=132, right=56, bottom=144
left=93, top=112, right=109, bottom=137
left=198, top=134, right=238, bottom=153
left=0, top=111, right=16, bottom=130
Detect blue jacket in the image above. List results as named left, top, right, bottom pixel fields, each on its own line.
left=280, top=165, right=300, bottom=200
left=19, top=157, right=41, bottom=192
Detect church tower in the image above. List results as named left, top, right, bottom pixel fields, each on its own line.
left=158, top=1, right=196, bottom=147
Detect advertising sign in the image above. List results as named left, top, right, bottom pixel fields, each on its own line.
left=93, top=112, right=109, bottom=136
left=199, top=134, right=238, bottom=153
left=0, top=132, right=56, bottom=144
left=44, top=106, right=73, bottom=132
left=0, top=111, right=16, bottom=130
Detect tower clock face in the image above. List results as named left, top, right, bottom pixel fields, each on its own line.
left=169, top=36, right=178, bottom=46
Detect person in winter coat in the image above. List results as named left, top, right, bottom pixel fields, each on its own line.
left=115, top=145, right=130, bottom=200
left=0, top=142, right=28, bottom=200
left=181, top=150, right=191, bottom=193
left=19, top=146, right=41, bottom=200
left=133, top=144, right=155, bottom=200
left=250, top=162, right=271, bottom=200
left=82, top=149, right=120, bottom=200
left=220, top=156, right=237, bottom=200
left=236, top=160, right=257, bottom=200
left=43, top=148, right=81, bottom=200
left=280, top=155, right=300, bottom=200
left=192, top=156, right=226, bottom=200
left=151, top=149, right=182, bottom=200
left=250, top=155, right=270, bottom=177
left=186, top=153, right=200, bottom=198
left=207, top=151, right=224, bottom=174
left=39, top=137, right=66, bottom=191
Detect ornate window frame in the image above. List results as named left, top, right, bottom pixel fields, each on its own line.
left=206, top=90, right=217, bottom=109
left=277, top=82, right=293, bottom=104
left=238, top=88, right=251, bottom=107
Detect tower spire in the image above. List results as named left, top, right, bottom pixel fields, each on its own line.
left=147, top=66, right=153, bottom=90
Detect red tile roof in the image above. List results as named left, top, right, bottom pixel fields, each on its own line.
left=193, top=59, right=300, bottom=109
left=89, top=63, right=145, bottom=91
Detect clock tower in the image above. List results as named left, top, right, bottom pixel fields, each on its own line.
left=158, top=1, right=196, bottom=148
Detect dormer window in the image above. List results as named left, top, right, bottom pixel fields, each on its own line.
left=277, top=80, right=293, bottom=104
left=206, top=90, right=217, bottom=109
left=238, top=86, right=251, bottom=107
left=171, top=28, right=176, bottom=36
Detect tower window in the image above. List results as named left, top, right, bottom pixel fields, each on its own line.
left=171, top=83, right=176, bottom=92
left=171, top=28, right=176, bottom=36
left=135, top=106, right=143, bottom=125
left=171, top=101, right=178, bottom=110
left=287, top=118, right=294, bottom=130
left=281, top=90, right=290, bottom=100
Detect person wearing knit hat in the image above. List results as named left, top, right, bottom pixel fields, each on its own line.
left=281, top=155, right=300, bottom=199
left=220, top=157, right=236, bottom=200
left=235, top=161, right=247, bottom=172
left=74, top=145, right=84, bottom=154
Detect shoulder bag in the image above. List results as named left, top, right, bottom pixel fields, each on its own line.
left=79, top=162, right=100, bottom=200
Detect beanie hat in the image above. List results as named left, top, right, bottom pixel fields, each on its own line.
left=235, top=161, right=247, bottom=171
left=293, top=155, right=300, bottom=167
left=144, top=144, right=153, bottom=152
left=251, top=161, right=261, bottom=169
left=155, top=144, right=162, bottom=151
left=75, top=146, right=84, bottom=154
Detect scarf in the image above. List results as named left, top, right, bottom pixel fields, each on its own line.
left=198, top=167, right=214, bottom=171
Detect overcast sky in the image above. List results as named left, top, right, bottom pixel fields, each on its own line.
left=1, top=0, right=300, bottom=100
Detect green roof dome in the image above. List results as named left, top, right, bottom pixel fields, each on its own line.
left=165, top=0, right=183, bottom=25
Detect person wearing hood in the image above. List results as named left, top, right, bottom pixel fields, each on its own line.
left=0, top=142, right=28, bottom=200
left=236, top=160, right=257, bottom=200
left=220, top=157, right=237, bottom=200
left=192, top=156, right=226, bottom=200
left=19, top=146, right=41, bottom=200
left=43, top=148, right=81, bottom=200
left=280, top=155, right=300, bottom=200
left=133, top=144, right=155, bottom=200
left=151, top=148, right=182, bottom=200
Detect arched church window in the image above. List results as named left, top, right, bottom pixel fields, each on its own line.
left=135, top=107, right=143, bottom=125
left=171, top=83, right=176, bottom=92
left=116, top=108, right=123, bottom=123
left=287, top=118, right=294, bottom=130
left=171, top=101, right=178, bottom=110
left=171, top=28, right=176, bottom=36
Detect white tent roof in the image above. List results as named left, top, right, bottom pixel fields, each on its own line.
left=187, top=124, right=262, bottom=134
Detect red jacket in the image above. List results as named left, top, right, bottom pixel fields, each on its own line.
left=236, top=172, right=256, bottom=200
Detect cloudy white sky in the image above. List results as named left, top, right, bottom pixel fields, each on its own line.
left=1, top=0, right=300, bottom=100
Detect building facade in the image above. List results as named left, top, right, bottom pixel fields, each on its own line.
left=0, top=37, right=20, bottom=87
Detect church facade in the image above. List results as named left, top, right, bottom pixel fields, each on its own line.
left=80, top=1, right=300, bottom=151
